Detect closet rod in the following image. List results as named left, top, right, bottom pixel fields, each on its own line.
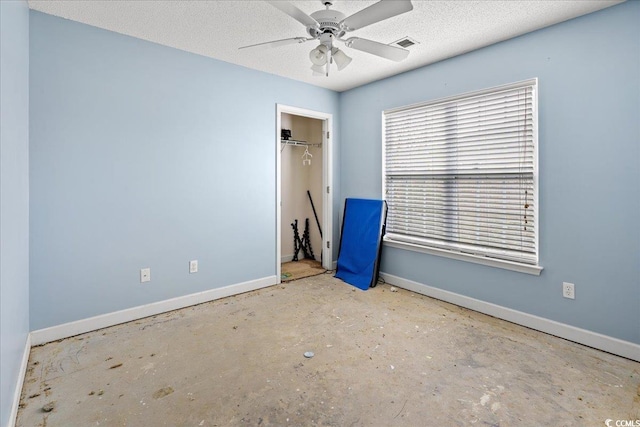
left=280, top=139, right=321, bottom=147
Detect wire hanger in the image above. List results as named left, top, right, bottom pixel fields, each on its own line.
left=302, top=146, right=312, bottom=166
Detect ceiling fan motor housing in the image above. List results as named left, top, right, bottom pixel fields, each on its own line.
left=308, top=9, right=347, bottom=38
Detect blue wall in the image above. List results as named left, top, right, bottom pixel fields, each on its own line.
left=0, top=1, right=30, bottom=425
left=340, top=2, right=640, bottom=344
left=29, top=11, right=340, bottom=330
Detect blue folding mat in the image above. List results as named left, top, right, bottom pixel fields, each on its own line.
left=335, top=198, right=387, bottom=290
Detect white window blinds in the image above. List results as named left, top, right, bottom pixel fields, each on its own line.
left=383, top=79, right=538, bottom=265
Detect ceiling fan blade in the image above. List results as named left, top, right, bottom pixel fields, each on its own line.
left=341, top=0, right=413, bottom=31
left=344, top=37, right=409, bottom=62
left=266, top=1, right=319, bottom=28
left=239, top=37, right=310, bottom=50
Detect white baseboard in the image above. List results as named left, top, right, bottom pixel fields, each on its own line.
left=8, top=334, right=31, bottom=427
left=380, top=272, right=640, bottom=362
left=30, top=276, right=277, bottom=346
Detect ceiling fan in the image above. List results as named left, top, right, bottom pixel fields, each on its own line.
left=239, top=0, right=414, bottom=77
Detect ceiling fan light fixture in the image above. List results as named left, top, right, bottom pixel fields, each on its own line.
left=309, top=44, right=328, bottom=66
left=331, top=48, right=352, bottom=71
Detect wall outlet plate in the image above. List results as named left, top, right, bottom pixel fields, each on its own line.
left=189, top=260, right=198, bottom=274
left=140, top=268, right=151, bottom=283
left=562, top=282, right=575, bottom=299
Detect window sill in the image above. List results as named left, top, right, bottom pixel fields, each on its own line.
left=383, top=238, right=544, bottom=276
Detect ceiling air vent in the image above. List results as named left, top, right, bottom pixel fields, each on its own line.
left=393, top=37, right=418, bottom=49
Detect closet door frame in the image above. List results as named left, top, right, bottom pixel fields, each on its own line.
left=276, top=104, right=333, bottom=283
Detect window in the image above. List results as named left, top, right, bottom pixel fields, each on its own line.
left=382, top=79, right=541, bottom=274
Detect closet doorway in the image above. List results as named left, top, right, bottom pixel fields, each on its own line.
left=276, top=105, right=332, bottom=284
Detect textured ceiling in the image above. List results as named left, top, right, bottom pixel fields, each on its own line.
left=28, top=0, right=623, bottom=92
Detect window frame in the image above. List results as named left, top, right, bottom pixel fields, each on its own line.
left=381, top=79, right=542, bottom=275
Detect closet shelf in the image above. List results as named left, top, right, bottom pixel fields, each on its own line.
left=281, top=139, right=321, bottom=147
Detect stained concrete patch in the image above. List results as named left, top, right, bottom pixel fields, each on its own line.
left=152, top=387, right=174, bottom=399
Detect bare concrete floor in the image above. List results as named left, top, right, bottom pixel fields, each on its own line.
left=18, top=274, right=640, bottom=426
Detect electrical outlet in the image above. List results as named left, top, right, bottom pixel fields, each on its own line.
left=189, top=260, right=198, bottom=274
left=140, top=268, right=151, bottom=283
left=562, top=282, right=575, bottom=299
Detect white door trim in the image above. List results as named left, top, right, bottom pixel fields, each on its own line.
left=276, top=104, right=333, bottom=283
